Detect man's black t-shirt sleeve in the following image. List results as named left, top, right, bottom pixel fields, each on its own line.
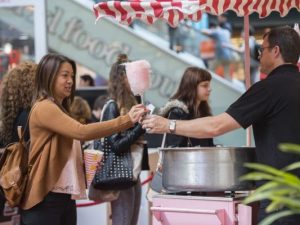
left=226, top=82, right=272, bottom=129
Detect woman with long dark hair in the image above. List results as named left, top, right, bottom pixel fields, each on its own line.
left=160, top=66, right=214, bottom=147
left=103, top=53, right=149, bottom=225
left=19, top=53, right=145, bottom=225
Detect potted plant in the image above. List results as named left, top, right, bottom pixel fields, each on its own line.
left=241, top=143, right=300, bottom=225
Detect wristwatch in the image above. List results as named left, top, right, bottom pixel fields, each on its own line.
left=169, top=120, right=176, bottom=134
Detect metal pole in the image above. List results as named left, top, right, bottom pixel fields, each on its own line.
left=34, top=0, right=48, bottom=62
left=244, top=15, right=252, bottom=146
left=0, top=0, right=48, bottom=63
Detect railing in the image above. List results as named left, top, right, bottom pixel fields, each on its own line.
left=76, top=174, right=154, bottom=207
left=134, top=20, right=210, bottom=58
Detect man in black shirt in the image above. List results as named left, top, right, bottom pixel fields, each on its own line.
left=142, top=26, right=300, bottom=224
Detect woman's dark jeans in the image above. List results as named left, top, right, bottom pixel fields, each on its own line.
left=21, top=192, right=76, bottom=225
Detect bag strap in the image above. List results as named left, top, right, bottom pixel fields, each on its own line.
left=187, top=137, right=193, bottom=147
left=25, top=101, right=58, bottom=173
left=160, top=110, right=172, bottom=149
left=99, top=99, right=115, bottom=144
left=100, top=99, right=115, bottom=122
left=161, top=133, right=167, bottom=148
left=157, top=111, right=171, bottom=167
left=19, top=97, right=67, bottom=141
left=17, top=104, right=38, bottom=143
left=156, top=133, right=167, bottom=168
left=17, top=99, right=53, bottom=142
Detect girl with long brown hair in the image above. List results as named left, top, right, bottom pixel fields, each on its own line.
left=159, top=66, right=214, bottom=147
left=103, top=53, right=149, bottom=225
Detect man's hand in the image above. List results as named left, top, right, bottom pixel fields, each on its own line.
left=142, top=115, right=169, bottom=134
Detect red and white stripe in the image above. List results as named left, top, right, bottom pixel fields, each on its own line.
left=93, top=0, right=300, bottom=27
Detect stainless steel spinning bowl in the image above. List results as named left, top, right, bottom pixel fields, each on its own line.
left=161, top=147, right=256, bottom=192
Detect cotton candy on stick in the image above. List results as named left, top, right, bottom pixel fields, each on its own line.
left=124, top=60, right=151, bottom=102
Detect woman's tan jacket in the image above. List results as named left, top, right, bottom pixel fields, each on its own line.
left=21, top=99, right=133, bottom=210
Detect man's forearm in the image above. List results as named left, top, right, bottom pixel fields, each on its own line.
left=174, top=113, right=241, bottom=138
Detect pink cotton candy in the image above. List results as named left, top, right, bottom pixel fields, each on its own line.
left=124, top=60, right=151, bottom=95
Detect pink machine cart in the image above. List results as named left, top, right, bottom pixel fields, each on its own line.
left=151, top=193, right=252, bottom=225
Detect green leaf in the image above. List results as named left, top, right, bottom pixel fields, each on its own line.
left=283, top=162, right=300, bottom=171
left=258, top=210, right=295, bottom=225
left=279, top=143, right=300, bottom=155
left=269, top=196, right=300, bottom=209
left=243, top=187, right=293, bottom=205
left=244, top=163, right=300, bottom=184
left=242, top=164, right=300, bottom=188
left=244, top=163, right=285, bottom=176
left=265, top=201, right=283, bottom=213
left=253, top=181, right=279, bottom=193
left=240, top=173, right=300, bottom=190
left=243, top=191, right=276, bottom=204
left=240, top=172, right=275, bottom=181
left=244, top=186, right=300, bottom=205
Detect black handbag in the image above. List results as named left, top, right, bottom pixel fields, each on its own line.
left=92, top=100, right=139, bottom=190
left=92, top=136, right=137, bottom=190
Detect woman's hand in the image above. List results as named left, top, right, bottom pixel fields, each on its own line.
left=128, top=104, right=147, bottom=123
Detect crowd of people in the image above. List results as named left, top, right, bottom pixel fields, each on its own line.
left=167, top=14, right=264, bottom=85
left=0, top=25, right=299, bottom=225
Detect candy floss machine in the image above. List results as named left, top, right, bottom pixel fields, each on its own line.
left=151, top=147, right=256, bottom=225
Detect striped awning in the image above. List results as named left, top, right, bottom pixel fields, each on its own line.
left=93, top=0, right=300, bottom=27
